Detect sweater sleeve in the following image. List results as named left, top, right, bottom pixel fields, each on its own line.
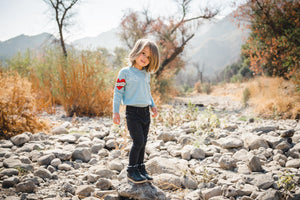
left=113, top=69, right=126, bottom=113
left=148, top=73, right=156, bottom=108
left=150, top=96, right=156, bottom=108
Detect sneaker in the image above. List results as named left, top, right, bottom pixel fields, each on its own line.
left=127, top=165, right=147, bottom=184
left=138, top=163, right=153, bottom=182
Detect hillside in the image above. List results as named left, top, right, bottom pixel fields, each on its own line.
left=0, top=33, right=56, bottom=60
left=185, top=14, right=250, bottom=77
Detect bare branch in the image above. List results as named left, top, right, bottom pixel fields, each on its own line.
left=43, top=0, right=79, bottom=57
left=170, top=0, right=219, bottom=35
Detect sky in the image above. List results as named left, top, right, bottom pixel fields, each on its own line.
left=0, top=0, right=239, bottom=42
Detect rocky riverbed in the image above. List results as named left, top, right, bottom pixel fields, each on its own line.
left=0, top=94, right=300, bottom=200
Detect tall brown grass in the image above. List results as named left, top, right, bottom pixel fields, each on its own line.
left=247, top=77, right=300, bottom=119
left=213, top=77, right=300, bottom=119
left=0, top=72, right=48, bottom=139
left=31, top=50, right=114, bottom=117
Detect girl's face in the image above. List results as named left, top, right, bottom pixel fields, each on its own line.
left=134, top=46, right=150, bottom=69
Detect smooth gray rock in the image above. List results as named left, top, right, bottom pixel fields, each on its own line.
left=72, top=148, right=91, bottom=162
left=154, top=173, right=181, bottom=190
left=157, top=131, right=176, bottom=142
left=51, top=127, right=68, bottom=135
left=94, top=168, right=116, bottom=179
left=147, top=157, right=189, bottom=176
left=0, top=168, right=19, bottom=176
left=191, top=147, right=206, bottom=159
left=47, top=149, right=72, bottom=161
left=286, top=159, right=300, bottom=168
left=58, top=134, right=77, bottom=143
left=62, top=182, right=75, bottom=195
left=280, top=129, right=295, bottom=138
left=215, top=136, right=243, bottom=149
left=181, top=175, right=198, bottom=189
left=0, top=140, right=14, bottom=148
left=38, top=154, right=55, bottom=166
left=75, top=185, right=95, bottom=197
left=247, top=155, right=263, bottom=172
left=34, top=167, right=52, bottom=179
left=252, top=126, right=279, bottom=133
left=218, top=155, right=237, bottom=170
left=16, top=180, right=35, bottom=193
left=248, top=138, right=269, bottom=150
left=91, top=143, right=104, bottom=154
left=95, top=178, right=112, bottom=190
left=256, top=188, right=282, bottom=200
left=50, top=158, right=62, bottom=167
left=252, top=173, right=274, bottom=189
left=58, top=163, right=73, bottom=171
left=2, top=176, right=19, bottom=188
left=201, top=186, right=222, bottom=200
left=108, top=159, right=124, bottom=172
left=10, top=132, right=30, bottom=146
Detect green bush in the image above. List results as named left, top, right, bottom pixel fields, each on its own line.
left=230, top=74, right=243, bottom=83
left=242, top=88, right=250, bottom=107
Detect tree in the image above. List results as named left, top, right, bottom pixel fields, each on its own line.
left=120, top=0, right=218, bottom=99
left=234, top=0, right=300, bottom=79
left=44, top=0, right=79, bottom=57
left=193, top=62, right=205, bottom=83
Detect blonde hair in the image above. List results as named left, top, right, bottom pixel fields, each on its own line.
left=128, top=39, right=160, bottom=73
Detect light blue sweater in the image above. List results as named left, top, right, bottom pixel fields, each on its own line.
left=113, top=66, right=155, bottom=113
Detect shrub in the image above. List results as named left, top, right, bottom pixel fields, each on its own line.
left=6, top=50, right=34, bottom=77
left=44, top=51, right=114, bottom=117
left=0, top=72, right=48, bottom=139
left=194, top=81, right=202, bottom=93
left=230, top=74, right=243, bottom=83
left=197, top=105, right=220, bottom=135
left=202, top=83, right=212, bottom=94
left=6, top=48, right=115, bottom=117
left=277, top=170, right=296, bottom=200
left=242, top=88, right=250, bottom=107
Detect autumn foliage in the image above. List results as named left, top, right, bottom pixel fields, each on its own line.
left=235, top=0, right=300, bottom=82
left=0, top=72, right=48, bottom=139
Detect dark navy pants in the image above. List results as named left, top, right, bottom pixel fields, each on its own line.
left=126, top=106, right=150, bottom=166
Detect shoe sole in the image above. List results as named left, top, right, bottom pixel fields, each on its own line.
left=127, top=177, right=147, bottom=184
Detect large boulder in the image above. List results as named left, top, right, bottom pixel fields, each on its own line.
left=116, top=179, right=167, bottom=200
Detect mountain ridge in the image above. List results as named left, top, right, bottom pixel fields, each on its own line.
left=0, top=32, right=57, bottom=60
left=0, top=14, right=249, bottom=76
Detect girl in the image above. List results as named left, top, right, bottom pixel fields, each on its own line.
left=113, top=39, right=160, bottom=184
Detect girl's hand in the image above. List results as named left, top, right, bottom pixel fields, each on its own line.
left=151, top=107, right=158, bottom=118
left=113, top=113, right=121, bottom=124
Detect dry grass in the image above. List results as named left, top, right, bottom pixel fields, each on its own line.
left=30, top=52, right=113, bottom=117
left=54, top=55, right=113, bottom=117
left=212, top=77, right=300, bottom=119
left=0, top=72, right=49, bottom=139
